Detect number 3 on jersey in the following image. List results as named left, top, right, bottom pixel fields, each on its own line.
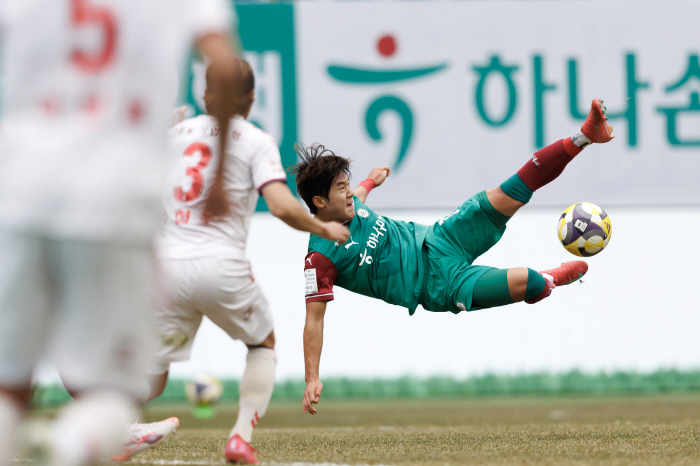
left=173, top=142, right=213, bottom=203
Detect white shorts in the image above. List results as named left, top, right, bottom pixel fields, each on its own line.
left=154, top=256, right=273, bottom=373
left=0, top=229, right=155, bottom=397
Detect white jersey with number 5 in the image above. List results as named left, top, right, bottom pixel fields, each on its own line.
left=158, top=115, right=287, bottom=260
left=0, top=0, right=232, bottom=243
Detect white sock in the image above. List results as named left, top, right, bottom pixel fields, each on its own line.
left=0, top=393, right=23, bottom=466
left=571, top=131, right=591, bottom=148
left=51, top=390, right=137, bottom=466
left=229, top=347, right=276, bottom=443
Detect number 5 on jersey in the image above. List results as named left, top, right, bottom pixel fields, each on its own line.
left=71, top=0, right=117, bottom=73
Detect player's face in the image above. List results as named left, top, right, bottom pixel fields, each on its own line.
left=326, top=174, right=355, bottom=222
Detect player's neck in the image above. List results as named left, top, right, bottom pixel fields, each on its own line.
left=315, top=209, right=348, bottom=225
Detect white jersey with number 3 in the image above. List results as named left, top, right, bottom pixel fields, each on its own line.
left=0, top=0, right=232, bottom=242
left=158, top=115, right=287, bottom=260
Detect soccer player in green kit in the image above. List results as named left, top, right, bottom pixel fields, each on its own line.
left=292, top=99, right=614, bottom=415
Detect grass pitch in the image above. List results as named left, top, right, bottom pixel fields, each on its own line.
left=130, top=395, right=700, bottom=465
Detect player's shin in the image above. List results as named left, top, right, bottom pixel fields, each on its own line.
left=514, top=138, right=580, bottom=194
left=0, top=392, right=23, bottom=466
left=471, top=267, right=546, bottom=309
left=502, top=107, right=606, bottom=198
left=229, top=347, right=276, bottom=443
left=524, top=270, right=551, bottom=304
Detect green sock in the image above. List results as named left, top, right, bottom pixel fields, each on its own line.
left=476, top=191, right=510, bottom=230
left=500, top=173, right=534, bottom=204
left=472, top=268, right=513, bottom=309
left=525, top=268, right=546, bottom=300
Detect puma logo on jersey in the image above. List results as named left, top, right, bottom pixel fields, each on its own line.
left=345, top=236, right=359, bottom=249
left=306, top=254, right=314, bottom=266
left=532, top=155, right=540, bottom=168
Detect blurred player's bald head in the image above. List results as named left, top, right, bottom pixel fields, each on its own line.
left=204, top=58, right=254, bottom=117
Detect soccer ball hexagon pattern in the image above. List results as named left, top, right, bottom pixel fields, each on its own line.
left=557, top=202, right=611, bottom=257
left=185, top=374, right=224, bottom=406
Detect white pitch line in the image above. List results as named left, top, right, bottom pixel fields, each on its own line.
left=18, top=458, right=388, bottom=466
left=127, top=462, right=223, bottom=465
left=127, top=461, right=388, bottom=466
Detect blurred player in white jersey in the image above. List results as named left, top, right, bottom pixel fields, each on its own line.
left=145, top=59, right=349, bottom=464
left=0, top=1, right=240, bottom=464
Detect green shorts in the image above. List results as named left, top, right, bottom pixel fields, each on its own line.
left=417, top=191, right=505, bottom=314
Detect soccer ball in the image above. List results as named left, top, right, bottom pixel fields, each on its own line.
left=185, top=374, right=223, bottom=406
left=557, top=202, right=611, bottom=257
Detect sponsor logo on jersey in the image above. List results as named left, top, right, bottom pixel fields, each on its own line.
left=345, top=236, right=359, bottom=249
left=357, top=209, right=370, bottom=218
left=306, top=254, right=314, bottom=266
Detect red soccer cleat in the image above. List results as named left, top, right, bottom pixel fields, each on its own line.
left=580, top=98, right=614, bottom=143
left=525, top=261, right=588, bottom=304
left=225, top=434, right=260, bottom=464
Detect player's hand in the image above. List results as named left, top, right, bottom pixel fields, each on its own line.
left=320, top=222, right=350, bottom=244
left=203, top=179, right=230, bottom=218
left=303, top=379, right=324, bottom=414
left=366, top=166, right=391, bottom=187
left=170, top=106, right=188, bottom=126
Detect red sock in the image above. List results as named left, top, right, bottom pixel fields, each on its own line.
left=517, top=138, right=583, bottom=191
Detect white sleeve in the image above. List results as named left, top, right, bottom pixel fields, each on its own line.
left=251, top=134, right=288, bottom=192
left=186, top=0, right=235, bottom=41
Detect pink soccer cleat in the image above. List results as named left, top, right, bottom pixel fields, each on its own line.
left=111, top=417, right=180, bottom=461
left=225, top=434, right=260, bottom=464
left=525, top=261, right=588, bottom=304
left=581, top=98, right=614, bottom=143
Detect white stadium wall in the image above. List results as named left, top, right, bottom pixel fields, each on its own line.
left=172, top=207, right=700, bottom=381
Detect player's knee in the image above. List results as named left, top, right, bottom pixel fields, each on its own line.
left=248, top=330, right=275, bottom=350
left=485, top=187, right=525, bottom=218
left=506, top=267, right=529, bottom=301
left=146, top=372, right=169, bottom=402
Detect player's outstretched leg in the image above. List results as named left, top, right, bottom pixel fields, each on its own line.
left=225, top=344, right=276, bottom=464
left=490, top=98, right=614, bottom=217
left=471, top=261, right=588, bottom=308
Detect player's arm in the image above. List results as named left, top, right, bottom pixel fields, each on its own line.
left=196, top=33, right=238, bottom=216
left=353, top=166, right=391, bottom=204
left=262, top=182, right=350, bottom=244
left=303, top=300, right=327, bottom=415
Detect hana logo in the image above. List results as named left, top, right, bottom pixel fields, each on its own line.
left=357, top=209, right=370, bottom=218
left=328, top=34, right=447, bottom=172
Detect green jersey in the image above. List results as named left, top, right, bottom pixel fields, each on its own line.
left=304, top=196, right=429, bottom=313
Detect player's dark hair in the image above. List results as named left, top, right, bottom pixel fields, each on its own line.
left=204, top=58, right=255, bottom=115
left=288, top=143, right=351, bottom=215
